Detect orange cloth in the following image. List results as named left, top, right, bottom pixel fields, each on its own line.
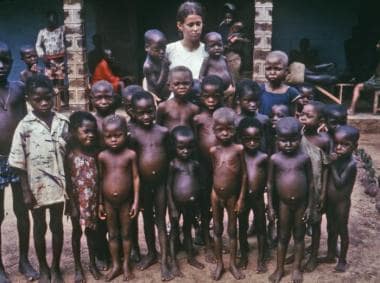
left=92, top=59, right=120, bottom=91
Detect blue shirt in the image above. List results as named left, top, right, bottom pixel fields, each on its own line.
left=259, top=85, right=299, bottom=116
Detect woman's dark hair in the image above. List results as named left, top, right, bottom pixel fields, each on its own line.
left=176, top=1, right=204, bottom=23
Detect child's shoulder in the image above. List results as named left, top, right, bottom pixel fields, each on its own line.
left=54, top=112, right=70, bottom=123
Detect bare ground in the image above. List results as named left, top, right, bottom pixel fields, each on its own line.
left=2, top=134, right=380, bottom=283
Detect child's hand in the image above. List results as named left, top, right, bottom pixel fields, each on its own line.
left=162, top=57, right=170, bottom=67
left=268, top=207, right=276, bottom=222
left=129, top=202, right=139, bottom=219
left=23, top=190, right=36, bottom=209
left=234, top=199, right=244, bottom=214
left=70, top=200, right=79, bottom=219
left=302, top=208, right=311, bottom=223
left=98, top=204, right=107, bottom=220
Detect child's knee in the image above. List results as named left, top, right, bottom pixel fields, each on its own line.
left=213, top=222, right=223, bottom=237
left=50, top=219, right=63, bottom=235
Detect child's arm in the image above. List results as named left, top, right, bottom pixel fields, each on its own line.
left=198, top=57, right=210, bottom=81
left=319, top=165, right=329, bottom=211
left=64, top=155, right=78, bottom=218
left=143, top=59, right=170, bottom=93
left=266, top=157, right=276, bottom=222
left=303, top=158, right=314, bottom=222
left=166, top=162, right=179, bottom=219
left=156, top=103, right=165, bottom=126
left=235, top=148, right=247, bottom=214
left=330, top=160, right=357, bottom=188
left=14, top=168, right=36, bottom=209
left=130, top=151, right=140, bottom=218
left=97, top=156, right=106, bottom=220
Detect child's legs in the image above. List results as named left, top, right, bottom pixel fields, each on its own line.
left=211, top=191, right=224, bottom=263
left=0, top=189, right=4, bottom=269
left=336, top=200, right=351, bottom=262
left=70, top=217, right=83, bottom=269
left=48, top=202, right=64, bottom=270
left=276, top=202, right=292, bottom=271
left=169, top=209, right=181, bottom=262
left=154, top=184, right=169, bottom=265
left=94, top=219, right=109, bottom=262
left=252, top=196, right=267, bottom=263
left=226, top=196, right=238, bottom=266
left=326, top=203, right=338, bottom=258
left=104, top=201, right=121, bottom=268
left=141, top=185, right=156, bottom=255
left=292, top=205, right=306, bottom=271
left=84, top=228, right=98, bottom=267
left=119, top=202, right=133, bottom=266
left=238, top=204, right=250, bottom=256
left=182, top=206, right=195, bottom=255
left=31, top=207, right=49, bottom=271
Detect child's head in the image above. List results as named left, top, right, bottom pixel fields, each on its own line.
left=299, top=101, right=325, bottom=130
left=171, top=125, right=195, bottom=160
left=90, top=80, right=116, bottom=115
left=270, top=104, right=290, bottom=128
left=144, top=29, right=167, bottom=61
left=20, top=45, right=38, bottom=67
left=296, top=84, right=314, bottom=107
left=68, top=111, right=98, bottom=150
left=275, top=117, right=302, bottom=155
left=102, top=114, right=128, bottom=151
left=236, top=79, right=261, bottom=115
left=131, top=91, right=156, bottom=128
left=200, top=75, right=224, bottom=111
left=0, top=41, right=12, bottom=82
left=103, top=47, right=115, bottom=64
left=237, top=117, right=263, bottom=153
left=25, top=74, right=54, bottom=115
left=213, top=107, right=236, bottom=144
left=265, top=50, right=288, bottom=85
left=176, top=1, right=204, bottom=44
left=333, top=125, right=359, bottom=158
left=204, top=32, right=223, bottom=58
left=121, top=85, right=144, bottom=118
left=46, top=10, right=59, bottom=29
left=325, top=104, right=347, bottom=133
left=168, top=66, right=193, bottom=99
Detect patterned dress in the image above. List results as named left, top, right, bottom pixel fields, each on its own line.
left=67, top=151, right=98, bottom=230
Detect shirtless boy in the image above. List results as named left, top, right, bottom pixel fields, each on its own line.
left=98, top=115, right=140, bottom=281
left=237, top=117, right=268, bottom=272
left=325, top=104, right=347, bottom=136
left=157, top=66, right=199, bottom=131
left=210, top=107, right=247, bottom=280
left=167, top=126, right=204, bottom=277
left=199, top=32, right=233, bottom=106
left=121, top=84, right=144, bottom=123
left=19, top=45, right=40, bottom=83
left=128, top=91, right=173, bottom=281
left=267, top=117, right=313, bottom=283
left=0, top=41, right=38, bottom=282
left=320, top=125, right=359, bottom=272
left=192, top=75, right=223, bottom=257
left=143, top=29, right=170, bottom=101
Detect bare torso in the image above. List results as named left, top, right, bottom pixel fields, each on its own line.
left=204, top=57, right=232, bottom=88
left=245, top=151, right=268, bottom=197
left=193, top=111, right=217, bottom=162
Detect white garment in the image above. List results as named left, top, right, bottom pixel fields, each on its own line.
left=35, top=26, right=65, bottom=58
left=166, top=40, right=208, bottom=79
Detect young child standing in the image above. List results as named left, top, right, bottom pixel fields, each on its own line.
left=0, top=42, right=38, bottom=283
left=128, top=91, right=173, bottom=281
left=267, top=117, right=313, bottom=283
left=19, top=45, right=41, bottom=83
left=167, top=126, right=205, bottom=277
left=210, top=107, right=247, bottom=280
left=143, top=29, right=170, bottom=101
left=122, top=85, right=144, bottom=123
left=294, top=84, right=314, bottom=118
left=321, top=125, right=359, bottom=272
left=9, top=74, right=69, bottom=283
left=98, top=115, right=140, bottom=281
left=325, top=104, right=347, bottom=136
left=237, top=117, right=268, bottom=273
left=65, top=111, right=101, bottom=282
left=157, top=66, right=199, bottom=131
left=259, top=51, right=299, bottom=116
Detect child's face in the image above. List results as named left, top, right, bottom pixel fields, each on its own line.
left=299, top=104, right=320, bottom=129
left=28, top=87, right=54, bottom=115
left=276, top=133, right=300, bottom=155
left=169, top=71, right=193, bottom=98
left=103, top=49, right=115, bottom=64
left=75, top=119, right=97, bottom=148
left=333, top=132, right=356, bottom=158
left=177, top=14, right=203, bottom=43
left=297, top=89, right=313, bottom=106
left=103, top=123, right=126, bottom=151
left=91, top=87, right=114, bottom=114
left=206, top=35, right=223, bottom=58
left=327, top=111, right=347, bottom=133
left=133, top=98, right=155, bottom=128
left=175, top=134, right=194, bottom=160
left=146, top=38, right=167, bottom=61
left=265, top=56, right=287, bottom=84
left=239, top=92, right=259, bottom=114
left=213, top=120, right=235, bottom=144
left=240, top=127, right=261, bottom=153
left=0, top=53, right=12, bottom=81
left=201, top=84, right=222, bottom=111
left=270, top=106, right=287, bottom=128
left=22, top=50, right=38, bottom=67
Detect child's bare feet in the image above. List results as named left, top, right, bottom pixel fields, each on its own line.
left=291, top=268, right=303, bottom=283
left=161, top=263, right=175, bottom=281
left=256, top=260, right=267, bottom=273
left=268, top=268, right=284, bottom=283
left=130, top=247, right=141, bottom=263
left=211, top=263, right=224, bottom=281
left=89, top=263, right=102, bottom=280
left=285, top=254, right=295, bottom=264
left=205, top=250, right=216, bottom=263
left=74, top=266, right=85, bottom=283
left=303, top=257, right=318, bottom=272
left=96, top=258, right=109, bottom=271
left=334, top=260, right=348, bottom=272
left=188, top=257, right=204, bottom=269
left=19, top=259, right=39, bottom=281
left=237, top=256, right=248, bottom=269
left=105, top=265, right=122, bottom=282
left=136, top=253, right=157, bottom=270
left=51, top=267, right=64, bottom=283
left=229, top=264, right=245, bottom=280
left=122, top=261, right=135, bottom=281
left=170, top=263, right=184, bottom=278
left=318, top=256, right=336, bottom=264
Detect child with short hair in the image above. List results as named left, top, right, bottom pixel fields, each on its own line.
left=157, top=66, right=199, bottom=131
left=294, top=84, right=314, bottom=118
left=192, top=75, right=223, bottom=258
left=259, top=51, right=299, bottom=116
left=121, top=84, right=144, bottom=123
left=325, top=104, right=347, bottom=135
left=65, top=111, right=101, bottom=282
left=210, top=107, right=247, bottom=280
left=97, top=115, right=140, bottom=281
left=237, top=117, right=268, bottom=273
left=199, top=32, right=234, bottom=106
left=128, top=91, right=173, bottom=281
left=19, top=45, right=41, bottom=83
left=9, top=74, right=69, bottom=283
left=167, top=126, right=205, bottom=277
left=143, top=29, right=170, bottom=101
left=267, top=104, right=290, bottom=156
left=321, top=125, right=359, bottom=272
left=267, top=117, right=313, bottom=283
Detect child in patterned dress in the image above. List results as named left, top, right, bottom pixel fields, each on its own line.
left=65, top=111, right=101, bottom=282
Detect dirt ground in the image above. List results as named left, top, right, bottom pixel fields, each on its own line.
left=2, top=134, right=380, bottom=283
